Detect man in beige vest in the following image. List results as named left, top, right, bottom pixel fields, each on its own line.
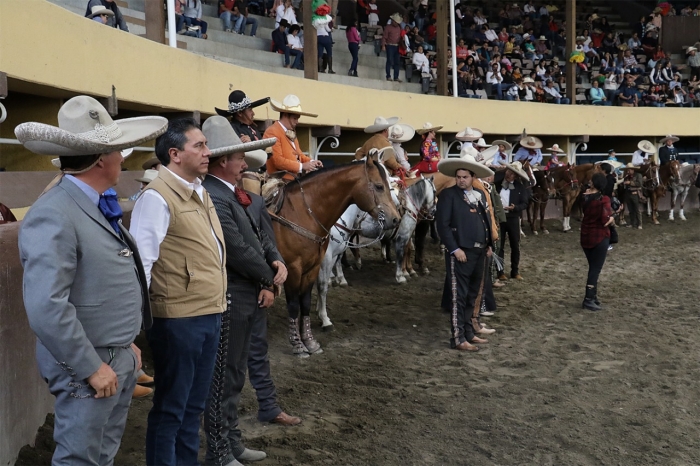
left=355, top=116, right=402, bottom=176
left=130, top=118, right=227, bottom=466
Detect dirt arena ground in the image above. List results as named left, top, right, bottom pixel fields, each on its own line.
left=17, top=211, right=700, bottom=466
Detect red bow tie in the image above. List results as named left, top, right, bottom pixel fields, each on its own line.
left=235, top=187, right=252, bottom=208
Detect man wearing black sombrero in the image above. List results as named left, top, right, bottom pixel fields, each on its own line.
left=215, top=90, right=270, bottom=146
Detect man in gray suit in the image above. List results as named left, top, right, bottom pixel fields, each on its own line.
left=15, top=96, right=167, bottom=465
left=200, top=116, right=296, bottom=466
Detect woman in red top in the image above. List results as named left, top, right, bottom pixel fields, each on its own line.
left=412, top=122, right=443, bottom=175
left=456, top=39, right=468, bottom=60
left=580, top=173, right=615, bottom=311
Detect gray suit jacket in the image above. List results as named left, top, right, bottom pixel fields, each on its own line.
left=203, top=175, right=283, bottom=288
left=19, top=177, right=145, bottom=380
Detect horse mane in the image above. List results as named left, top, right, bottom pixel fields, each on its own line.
left=292, top=159, right=387, bottom=188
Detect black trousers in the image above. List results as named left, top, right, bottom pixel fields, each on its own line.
left=444, top=248, right=487, bottom=348
left=626, top=192, right=642, bottom=227
left=483, top=256, right=497, bottom=311
left=582, top=238, right=609, bottom=288
left=498, top=216, right=521, bottom=277
left=247, top=308, right=282, bottom=423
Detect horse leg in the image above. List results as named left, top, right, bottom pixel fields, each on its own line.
left=334, top=256, right=348, bottom=286
left=669, top=189, right=676, bottom=221
left=540, top=202, right=549, bottom=234
left=680, top=188, right=688, bottom=220
left=527, top=201, right=537, bottom=235
left=407, top=239, right=418, bottom=277
left=315, top=250, right=335, bottom=330
left=348, top=235, right=362, bottom=269
left=429, top=219, right=439, bottom=244
left=394, top=217, right=410, bottom=283
left=414, top=220, right=430, bottom=274
left=300, top=288, right=323, bottom=355
left=286, top=293, right=310, bottom=358
left=652, top=192, right=660, bottom=225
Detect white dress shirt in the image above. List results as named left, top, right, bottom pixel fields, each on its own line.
left=500, top=187, right=511, bottom=208
left=130, top=167, right=223, bottom=287
left=275, top=5, right=297, bottom=27
left=631, top=150, right=649, bottom=166
left=392, top=142, right=411, bottom=170
left=287, top=33, right=302, bottom=49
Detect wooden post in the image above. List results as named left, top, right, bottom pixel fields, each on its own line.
left=565, top=0, right=576, bottom=105
left=145, top=0, right=166, bottom=44
left=436, top=1, right=449, bottom=96
left=303, top=0, right=319, bottom=80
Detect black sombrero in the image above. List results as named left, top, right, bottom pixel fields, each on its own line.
left=215, top=90, right=270, bottom=116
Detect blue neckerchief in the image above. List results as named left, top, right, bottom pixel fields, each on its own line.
left=98, top=188, right=123, bottom=234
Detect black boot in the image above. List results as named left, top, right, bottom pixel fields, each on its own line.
left=328, top=57, right=336, bottom=74
left=582, top=286, right=601, bottom=311
left=319, top=55, right=327, bottom=73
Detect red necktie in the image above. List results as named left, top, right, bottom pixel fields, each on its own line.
left=235, top=187, right=252, bottom=208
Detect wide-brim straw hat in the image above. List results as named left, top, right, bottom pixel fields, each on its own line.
left=491, top=139, right=512, bottom=151
left=269, top=94, right=318, bottom=118
left=523, top=77, right=535, bottom=83
left=660, top=134, right=679, bottom=144
left=473, top=138, right=492, bottom=148
left=637, top=139, right=655, bottom=153
left=215, top=90, right=269, bottom=116
left=546, top=144, right=564, bottom=153
left=365, top=116, right=400, bottom=133
left=51, top=147, right=134, bottom=168
left=415, top=122, right=443, bottom=135
left=597, top=160, right=624, bottom=169
left=438, top=146, right=494, bottom=178
left=15, top=96, right=168, bottom=157
left=88, top=5, right=115, bottom=18
left=625, top=162, right=642, bottom=170
left=387, top=123, right=415, bottom=143
left=688, top=47, right=698, bottom=53
left=520, top=136, right=543, bottom=150
left=538, top=35, right=547, bottom=41
left=202, top=116, right=276, bottom=170
left=504, top=161, right=530, bottom=181
left=479, top=145, right=499, bottom=165
left=390, top=12, right=403, bottom=23
left=142, top=155, right=160, bottom=170
left=455, top=127, right=483, bottom=142
left=136, top=169, right=159, bottom=184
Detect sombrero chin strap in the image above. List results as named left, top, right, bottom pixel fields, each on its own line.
left=40, top=156, right=103, bottom=196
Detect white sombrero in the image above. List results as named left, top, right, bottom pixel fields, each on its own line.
left=415, top=122, right=444, bottom=135
left=202, top=116, right=276, bottom=170
left=88, top=5, right=115, bottom=18
left=519, top=136, right=543, bottom=150
left=474, top=138, right=492, bottom=148
left=546, top=144, right=565, bottom=153
left=365, top=116, right=400, bottom=133
left=135, top=169, right=159, bottom=184
left=597, top=160, right=624, bottom=169
left=660, top=134, right=679, bottom=144
left=637, top=140, right=655, bottom=153
left=455, top=127, right=484, bottom=142
left=438, top=145, right=494, bottom=178
left=269, top=94, right=318, bottom=118
left=387, top=123, right=415, bottom=143
left=504, top=161, right=530, bottom=181
left=51, top=147, right=134, bottom=169
left=15, top=96, right=168, bottom=157
left=491, top=140, right=512, bottom=151
left=390, top=12, right=403, bottom=23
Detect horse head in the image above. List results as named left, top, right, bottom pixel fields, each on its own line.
left=355, top=152, right=400, bottom=230
left=668, top=160, right=681, bottom=183
left=422, top=176, right=438, bottom=219
left=522, top=161, right=537, bottom=188
left=544, top=169, right=558, bottom=199
left=642, top=163, right=660, bottom=189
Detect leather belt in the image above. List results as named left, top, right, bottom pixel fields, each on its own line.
left=386, top=43, right=399, bottom=46
left=472, top=242, right=487, bottom=249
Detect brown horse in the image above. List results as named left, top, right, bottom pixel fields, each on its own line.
left=272, top=156, right=400, bottom=357
left=646, top=160, right=681, bottom=224
left=526, top=166, right=557, bottom=235
left=548, top=164, right=580, bottom=232
left=618, top=162, right=657, bottom=225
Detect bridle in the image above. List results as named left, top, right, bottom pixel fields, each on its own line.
left=403, top=178, right=437, bottom=222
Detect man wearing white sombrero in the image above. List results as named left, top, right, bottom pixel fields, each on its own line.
left=513, top=135, right=544, bottom=166
left=489, top=140, right=512, bottom=167
left=454, top=126, right=484, bottom=151
left=15, top=96, right=167, bottom=464
left=658, top=134, right=679, bottom=166
left=263, top=95, right=322, bottom=181
left=632, top=140, right=655, bottom=166
left=388, top=123, right=415, bottom=172
left=200, top=116, right=300, bottom=465
left=494, top=160, right=530, bottom=281
left=435, top=150, right=495, bottom=352
left=544, top=143, right=565, bottom=170
left=355, top=116, right=403, bottom=176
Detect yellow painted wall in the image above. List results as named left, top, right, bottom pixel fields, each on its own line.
left=0, top=0, right=697, bottom=171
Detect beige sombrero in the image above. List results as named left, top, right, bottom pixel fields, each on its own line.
left=637, top=140, right=655, bottom=153
left=88, top=5, right=115, bottom=18
left=51, top=147, right=134, bottom=169
left=504, top=161, right=530, bottom=181
left=202, top=116, right=275, bottom=170
left=15, top=96, right=168, bottom=157
left=415, top=122, right=443, bottom=135
left=455, top=127, right=484, bottom=142
left=135, top=169, right=159, bottom=184
left=387, top=124, right=415, bottom=143
left=660, top=134, right=679, bottom=144
left=520, top=136, right=543, bottom=150
left=269, top=94, right=318, bottom=118
left=491, top=139, right=512, bottom=151
left=365, top=116, right=400, bottom=133
left=546, top=144, right=565, bottom=153
left=142, top=155, right=160, bottom=170
left=390, top=12, right=403, bottom=23
left=473, top=138, right=492, bottom=148
left=625, top=162, right=642, bottom=170
left=597, top=160, right=624, bottom=169
left=438, top=145, right=494, bottom=178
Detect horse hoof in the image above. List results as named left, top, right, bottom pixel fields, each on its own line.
left=421, top=267, right=430, bottom=275
left=396, top=276, right=407, bottom=284
left=321, top=324, right=334, bottom=332
left=409, top=270, right=418, bottom=277
left=293, top=351, right=310, bottom=358
left=339, top=280, right=348, bottom=287
left=654, top=221, right=660, bottom=225
left=534, top=231, right=539, bottom=236
left=543, top=230, right=549, bottom=234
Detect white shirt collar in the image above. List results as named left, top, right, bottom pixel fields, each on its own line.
left=209, top=174, right=237, bottom=193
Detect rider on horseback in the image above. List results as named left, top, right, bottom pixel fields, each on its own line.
left=355, top=115, right=405, bottom=177
left=544, top=144, right=565, bottom=170
left=514, top=136, right=544, bottom=166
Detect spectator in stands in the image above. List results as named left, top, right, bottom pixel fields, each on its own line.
left=603, top=71, right=618, bottom=102
left=627, top=32, right=643, bottom=54
left=85, top=0, right=129, bottom=31
left=275, top=0, right=296, bottom=28
left=669, top=72, right=683, bottom=90
left=522, top=34, right=535, bottom=59
left=219, top=0, right=238, bottom=32
left=456, top=39, right=468, bottom=60
left=670, top=85, right=692, bottom=107
left=234, top=0, right=258, bottom=36
left=534, top=36, right=550, bottom=60
left=346, top=19, right=360, bottom=77
left=87, top=5, right=113, bottom=24
left=272, top=20, right=301, bottom=70
left=183, top=0, right=208, bottom=39
left=643, top=84, right=665, bottom=107
left=544, top=79, right=570, bottom=104
left=484, top=25, right=499, bottom=45
left=315, top=7, right=334, bottom=75
left=383, top=13, right=403, bottom=82
left=648, top=45, right=667, bottom=68
left=590, top=80, right=611, bottom=105
left=286, top=24, right=304, bottom=68
left=622, top=49, right=643, bottom=75
left=641, top=31, right=658, bottom=57
left=413, top=45, right=430, bottom=75
left=505, top=78, right=525, bottom=101
left=649, top=61, right=666, bottom=85
left=661, top=60, right=675, bottom=82
left=367, top=0, right=379, bottom=26
left=486, top=63, right=504, bottom=99
left=687, top=47, right=700, bottom=78
left=618, top=75, right=639, bottom=107
left=507, top=4, right=522, bottom=26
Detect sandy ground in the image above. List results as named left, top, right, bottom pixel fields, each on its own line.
left=16, top=211, right=700, bottom=466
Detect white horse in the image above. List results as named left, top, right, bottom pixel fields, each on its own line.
left=668, top=164, right=700, bottom=221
